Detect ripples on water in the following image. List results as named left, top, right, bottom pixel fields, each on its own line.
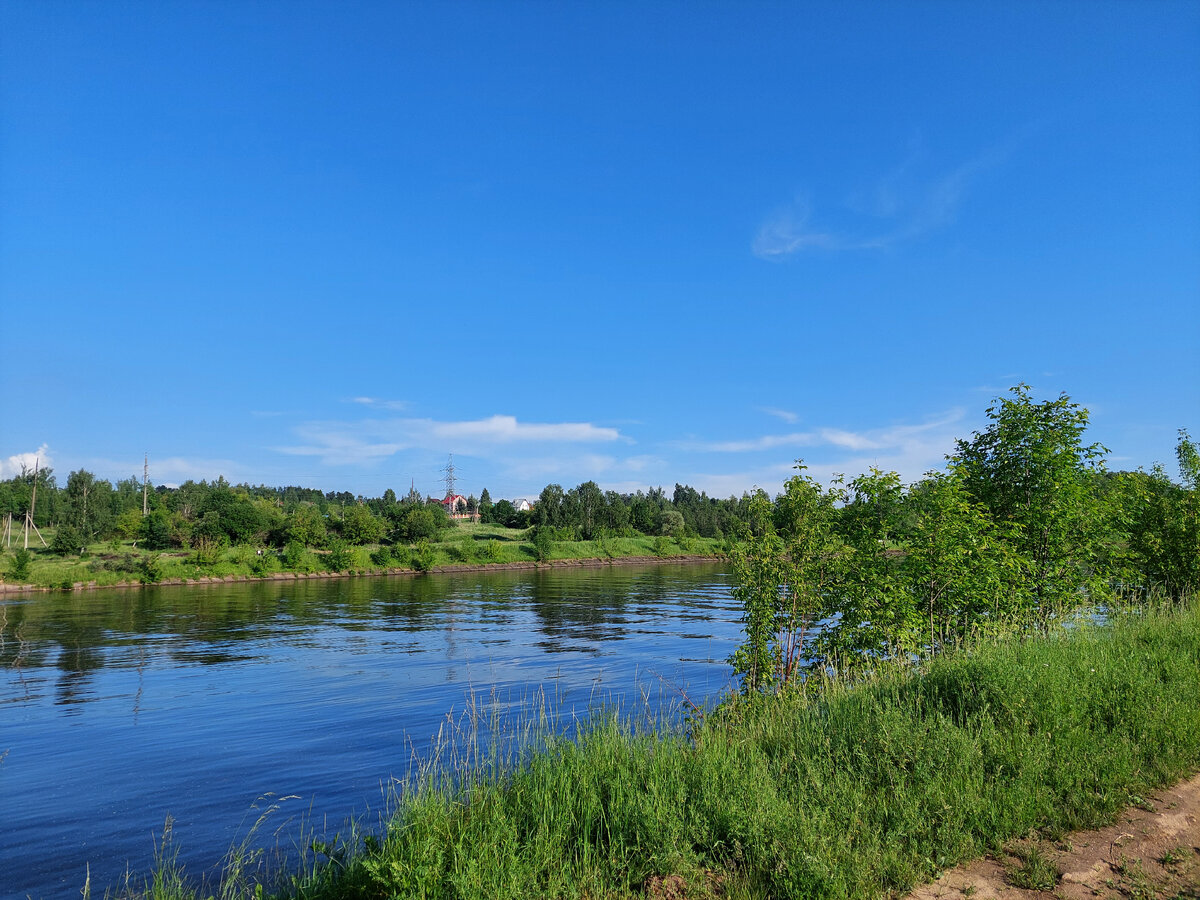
left=0, top=563, right=739, bottom=899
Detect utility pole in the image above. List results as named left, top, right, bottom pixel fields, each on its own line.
left=23, top=458, right=47, bottom=549
left=142, top=453, right=149, bottom=516
left=441, top=453, right=457, bottom=500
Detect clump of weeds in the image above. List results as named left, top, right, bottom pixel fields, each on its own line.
left=1008, top=839, right=1059, bottom=892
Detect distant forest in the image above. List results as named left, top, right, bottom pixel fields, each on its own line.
left=0, top=467, right=755, bottom=554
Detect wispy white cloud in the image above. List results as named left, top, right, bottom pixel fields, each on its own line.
left=751, top=198, right=836, bottom=258
left=0, top=444, right=53, bottom=478
left=433, top=415, right=621, bottom=443
left=676, top=431, right=818, bottom=453
left=672, top=409, right=968, bottom=495
left=817, top=428, right=883, bottom=451
left=759, top=406, right=799, bottom=424
left=752, top=141, right=1009, bottom=260
left=277, top=414, right=625, bottom=466
left=349, top=396, right=409, bottom=411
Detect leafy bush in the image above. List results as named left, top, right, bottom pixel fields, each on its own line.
left=393, top=506, right=450, bottom=543
left=532, top=528, right=554, bottom=562
left=248, top=551, right=275, bottom=576
left=138, top=553, right=163, bottom=584
left=410, top=539, right=436, bottom=572
left=50, top=523, right=85, bottom=556
left=660, top=508, right=686, bottom=537
left=282, top=541, right=308, bottom=570
left=370, top=545, right=395, bottom=567
left=139, top=511, right=173, bottom=551
left=190, top=542, right=221, bottom=566
left=7, top=548, right=32, bottom=581
left=447, top=538, right=477, bottom=563
left=326, top=539, right=352, bottom=572
left=481, top=540, right=503, bottom=562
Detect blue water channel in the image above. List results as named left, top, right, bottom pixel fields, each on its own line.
left=0, top=563, right=740, bottom=899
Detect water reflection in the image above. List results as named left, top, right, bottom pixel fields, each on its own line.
left=0, top=563, right=738, bottom=900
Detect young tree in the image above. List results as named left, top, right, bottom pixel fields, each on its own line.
left=340, top=503, right=385, bottom=545
left=287, top=503, right=327, bottom=548
left=535, top=484, right=565, bottom=528
left=50, top=522, right=86, bottom=556
left=1116, top=429, right=1200, bottom=601
left=728, top=490, right=787, bottom=693
left=833, top=469, right=916, bottom=660
left=491, top=499, right=516, bottom=528
left=900, top=472, right=1022, bottom=650
left=570, top=481, right=605, bottom=539
left=729, top=467, right=846, bottom=692
left=63, top=469, right=115, bottom=541
left=949, top=384, right=1113, bottom=620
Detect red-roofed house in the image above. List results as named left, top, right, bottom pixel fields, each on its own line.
left=440, top=494, right=475, bottom=520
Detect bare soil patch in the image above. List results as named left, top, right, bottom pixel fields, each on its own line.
left=908, top=773, right=1200, bottom=900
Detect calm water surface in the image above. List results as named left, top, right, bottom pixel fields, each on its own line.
left=0, top=563, right=739, bottom=899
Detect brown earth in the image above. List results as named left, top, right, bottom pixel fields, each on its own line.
left=907, top=773, right=1200, bottom=900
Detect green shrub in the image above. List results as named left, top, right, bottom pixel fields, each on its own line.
left=282, top=541, right=310, bottom=571
left=326, top=539, right=352, bottom=571
left=190, top=543, right=221, bottom=566
left=532, top=528, right=554, bottom=562
left=452, top=536, right=484, bottom=563
left=248, top=551, right=275, bottom=576
left=50, top=524, right=85, bottom=556
left=138, top=553, right=163, bottom=584
left=411, top=539, right=436, bottom=572
left=7, top=548, right=32, bottom=581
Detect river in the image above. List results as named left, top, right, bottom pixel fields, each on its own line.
left=0, top=562, right=740, bottom=899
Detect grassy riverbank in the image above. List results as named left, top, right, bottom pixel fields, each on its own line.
left=127, top=600, right=1200, bottom=900
left=0, top=523, right=724, bottom=592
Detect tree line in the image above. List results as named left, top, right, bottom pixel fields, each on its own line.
left=0, top=467, right=759, bottom=558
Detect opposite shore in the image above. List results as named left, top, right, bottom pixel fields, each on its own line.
left=0, top=550, right=725, bottom=594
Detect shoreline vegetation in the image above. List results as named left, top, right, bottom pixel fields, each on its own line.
left=0, top=533, right=726, bottom=595
left=7, top=385, right=1199, bottom=898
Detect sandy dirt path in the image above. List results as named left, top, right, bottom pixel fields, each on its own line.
left=907, top=772, right=1200, bottom=900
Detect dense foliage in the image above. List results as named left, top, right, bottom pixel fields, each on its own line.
left=0, top=471, right=757, bottom=567
left=728, top=385, right=1198, bottom=692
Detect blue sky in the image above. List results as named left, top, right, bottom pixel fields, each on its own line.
left=2, top=1, right=1198, bottom=500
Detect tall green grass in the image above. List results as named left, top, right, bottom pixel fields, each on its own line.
left=115, top=601, right=1200, bottom=900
